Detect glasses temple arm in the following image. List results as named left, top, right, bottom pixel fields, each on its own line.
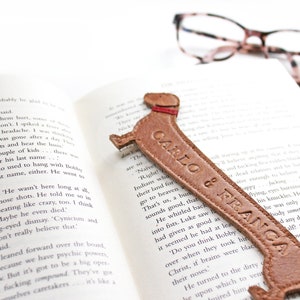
left=180, top=26, right=243, bottom=45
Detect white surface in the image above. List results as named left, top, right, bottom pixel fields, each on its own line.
left=0, top=0, right=299, bottom=100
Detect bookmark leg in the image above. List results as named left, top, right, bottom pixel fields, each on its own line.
left=109, top=133, right=135, bottom=149
left=249, top=285, right=285, bottom=300
left=249, top=286, right=267, bottom=300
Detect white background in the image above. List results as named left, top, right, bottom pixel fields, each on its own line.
left=0, top=0, right=299, bottom=100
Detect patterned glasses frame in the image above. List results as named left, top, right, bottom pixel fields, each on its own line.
left=173, top=13, right=300, bottom=85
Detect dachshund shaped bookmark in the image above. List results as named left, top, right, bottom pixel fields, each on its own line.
left=110, top=93, right=300, bottom=300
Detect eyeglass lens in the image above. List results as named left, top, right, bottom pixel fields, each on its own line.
left=178, top=14, right=245, bottom=60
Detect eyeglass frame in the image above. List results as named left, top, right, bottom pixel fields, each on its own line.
left=173, top=13, right=300, bottom=84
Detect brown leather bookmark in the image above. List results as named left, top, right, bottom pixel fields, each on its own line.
left=110, top=93, right=300, bottom=300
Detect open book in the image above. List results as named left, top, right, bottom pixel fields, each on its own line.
left=1, top=59, right=300, bottom=300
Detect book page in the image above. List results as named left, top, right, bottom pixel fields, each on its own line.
left=76, top=60, right=300, bottom=300
left=0, top=76, right=139, bottom=300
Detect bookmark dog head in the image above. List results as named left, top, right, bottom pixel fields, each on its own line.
left=110, top=93, right=300, bottom=300
left=110, top=93, right=179, bottom=149
left=144, top=92, right=180, bottom=108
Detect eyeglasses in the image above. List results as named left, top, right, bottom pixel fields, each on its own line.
left=173, top=13, right=300, bottom=85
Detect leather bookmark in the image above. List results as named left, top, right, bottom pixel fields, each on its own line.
left=110, top=93, right=300, bottom=300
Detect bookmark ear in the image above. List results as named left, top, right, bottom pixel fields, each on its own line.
left=144, top=93, right=180, bottom=108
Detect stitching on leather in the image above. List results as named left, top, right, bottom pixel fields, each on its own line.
left=134, top=113, right=300, bottom=291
